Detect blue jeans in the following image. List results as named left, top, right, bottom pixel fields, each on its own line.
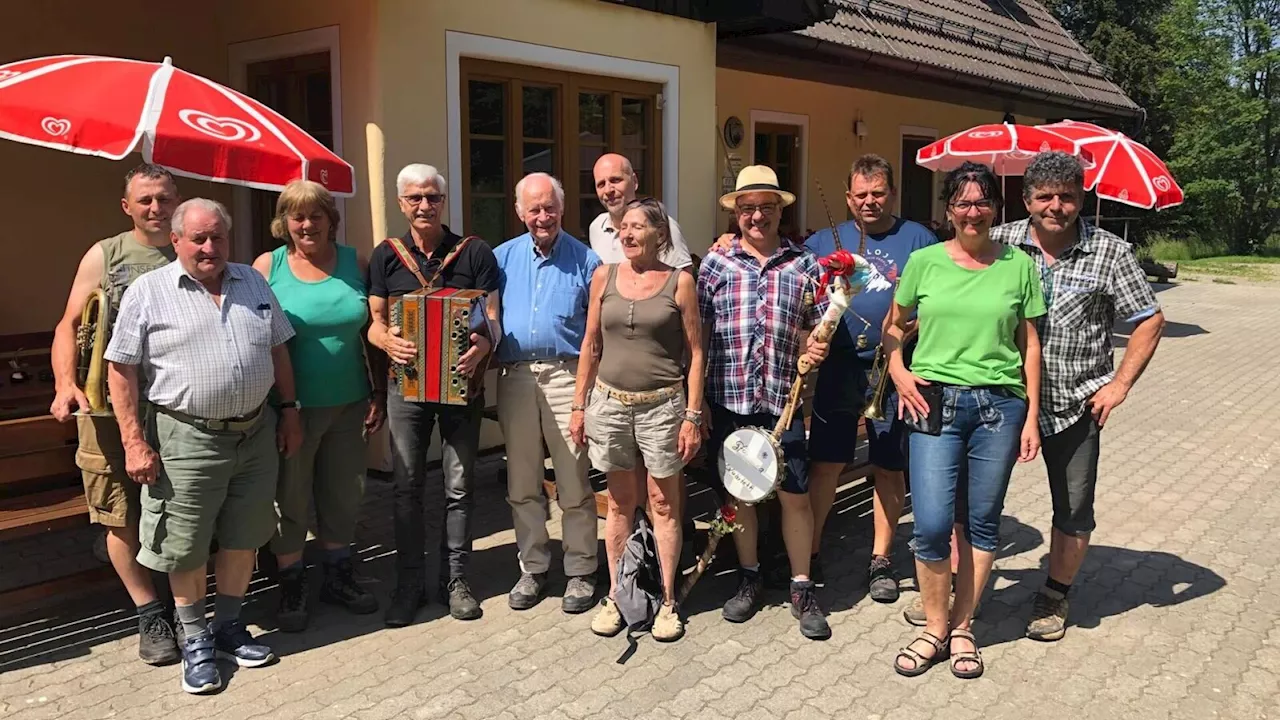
left=907, top=386, right=1027, bottom=563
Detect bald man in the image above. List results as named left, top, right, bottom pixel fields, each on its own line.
left=588, top=154, right=692, bottom=270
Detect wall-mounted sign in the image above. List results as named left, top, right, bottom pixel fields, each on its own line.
left=723, top=116, right=745, bottom=149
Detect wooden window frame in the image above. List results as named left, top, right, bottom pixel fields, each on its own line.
left=460, top=58, right=663, bottom=243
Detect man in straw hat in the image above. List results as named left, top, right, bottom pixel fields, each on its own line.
left=696, top=164, right=834, bottom=640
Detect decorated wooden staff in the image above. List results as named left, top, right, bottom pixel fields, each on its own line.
left=680, top=183, right=871, bottom=601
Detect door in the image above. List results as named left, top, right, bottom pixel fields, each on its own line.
left=753, top=122, right=803, bottom=239
left=245, top=51, right=334, bottom=258
left=900, top=135, right=935, bottom=225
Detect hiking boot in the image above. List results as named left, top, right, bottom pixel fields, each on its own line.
left=384, top=577, right=427, bottom=628
left=440, top=577, right=482, bottom=621
left=868, top=555, right=900, bottom=603
left=276, top=564, right=310, bottom=633
left=562, top=575, right=597, bottom=614
left=137, top=608, right=181, bottom=666
left=652, top=603, right=685, bottom=642
left=319, top=558, right=378, bottom=615
left=722, top=569, right=764, bottom=623
left=212, top=619, right=274, bottom=668
left=1026, top=592, right=1070, bottom=642
left=790, top=581, right=831, bottom=640
left=180, top=630, right=222, bottom=695
left=904, top=592, right=958, bottom=626
left=508, top=572, right=548, bottom=610
left=591, top=597, right=625, bottom=637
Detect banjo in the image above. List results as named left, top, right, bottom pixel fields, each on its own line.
left=718, top=259, right=862, bottom=504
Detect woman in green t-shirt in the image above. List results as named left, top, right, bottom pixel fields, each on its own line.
left=884, top=162, right=1046, bottom=680
left=251, top=181, right=387, bottom=633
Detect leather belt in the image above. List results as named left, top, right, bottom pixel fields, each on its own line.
left=594, top=380, right=682, bottom=406
left=155, top=403, right=265, bottom=432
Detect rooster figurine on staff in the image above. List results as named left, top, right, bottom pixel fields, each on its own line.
left=680, top=180, right=874, bottom=601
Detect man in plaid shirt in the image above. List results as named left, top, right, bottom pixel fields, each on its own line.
left=992, top=151, right=1166, bottom=642
left=698, top=165, right=833, bottom=640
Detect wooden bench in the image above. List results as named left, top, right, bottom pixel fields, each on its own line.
left=0, top=414, right=84, bottom=542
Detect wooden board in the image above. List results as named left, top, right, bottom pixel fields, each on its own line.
left=0, top=486, right=88, bottom=541
left=0, top=414, right=78, bottom=456
left=0, top=446, right=78, bottom=487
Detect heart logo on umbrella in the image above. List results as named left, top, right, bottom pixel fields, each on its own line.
left=0, top=70, right=21, bottom=82
left=178, top=109, right=262, bottom=143
left=41, top=117, right=71, bottom=137
left=968, top=130, right=1004, bottom=139
left=320, top=169, right=329, bottom=185
left=1152, top=176, right=1171, bottom=192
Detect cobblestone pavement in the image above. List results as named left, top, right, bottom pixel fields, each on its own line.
left=3, top=278, right=1279, bottom=720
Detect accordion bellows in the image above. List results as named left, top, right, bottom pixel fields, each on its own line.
left=390, top=288, right=491, bottom=405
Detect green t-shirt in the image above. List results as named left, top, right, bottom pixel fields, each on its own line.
left=894, top=242, right=1047, bottom=398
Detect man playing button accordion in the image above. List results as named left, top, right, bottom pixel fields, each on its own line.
left=105, top=198, right=301, bottom=695
left=698, top=165, right=833, bottom=640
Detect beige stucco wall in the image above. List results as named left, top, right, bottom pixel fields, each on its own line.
left=715, top=67, right=1045, bottom=236
left=0, top=0, right=376, bottom=336
left=373, top=0, right=718, bottom=248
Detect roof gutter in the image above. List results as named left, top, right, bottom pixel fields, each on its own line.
left=764, top=34, right=1142, bottom=120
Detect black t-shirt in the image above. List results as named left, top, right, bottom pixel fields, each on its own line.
left=368, top=226, right=500, bottom=298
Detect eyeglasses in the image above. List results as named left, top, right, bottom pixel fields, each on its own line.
left=401, top=193, right=445, bottom=206
left=949, top=199, right=996, bottom=213
left=736, top=203, right=779, bottom=217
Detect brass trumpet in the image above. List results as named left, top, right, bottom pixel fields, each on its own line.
left=75, top=287, right=112, bottom=416
left=863, top=344, right=890, bottom=421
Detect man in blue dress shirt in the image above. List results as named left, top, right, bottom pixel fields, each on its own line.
left=494, top=172, right=602, bottom=615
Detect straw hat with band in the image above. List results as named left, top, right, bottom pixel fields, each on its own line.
left=719, top=165, right=797, bottom=210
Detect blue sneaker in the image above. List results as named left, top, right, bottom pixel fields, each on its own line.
left=180, top=630, right=222, bottom=695
left=212, top=620, right=275, bottom=668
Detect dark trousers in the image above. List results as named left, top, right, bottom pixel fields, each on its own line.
left=387, top=392, right=483, bottom=582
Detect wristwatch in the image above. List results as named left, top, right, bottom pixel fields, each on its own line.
left=681, top=410, right=702, bottom=427
left=280, top=400, right=302, bottom=410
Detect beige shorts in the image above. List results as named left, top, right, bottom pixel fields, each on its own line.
left=76, top=413, right=140, bottom=528
left=584, top=381, right=687, bottom=479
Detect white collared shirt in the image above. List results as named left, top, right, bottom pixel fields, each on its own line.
left=588, top=211, right=693, bottom=269
left=104, top=261, right=295, bottom=419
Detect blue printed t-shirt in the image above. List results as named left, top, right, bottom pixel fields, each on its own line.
left=494, top=231, right=601, bottom=363
left=805, top=217, right=938, bottom=359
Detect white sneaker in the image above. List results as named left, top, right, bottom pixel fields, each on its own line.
left=591, top=598, right=625, bottom=637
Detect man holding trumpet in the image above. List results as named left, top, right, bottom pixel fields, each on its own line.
left=802, top=155, right=937, bottom=603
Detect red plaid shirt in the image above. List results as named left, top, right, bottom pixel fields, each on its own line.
left=697, top=237, right=827, bottom=417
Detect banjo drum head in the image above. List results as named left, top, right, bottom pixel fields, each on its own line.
left=718, top=426, right=783, bottom=504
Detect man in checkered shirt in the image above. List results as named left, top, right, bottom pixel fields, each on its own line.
left=698, top=165, right=833, bottom=640
left=105, top=198, right=302, bottom=695
left=992, top=151, right=1166, bottom=643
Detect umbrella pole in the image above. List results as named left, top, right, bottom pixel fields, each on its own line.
left=1095, top=195, right=1101, bottom=227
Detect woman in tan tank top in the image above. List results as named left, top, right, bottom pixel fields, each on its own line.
left=568, top=198, right=705, bottom=642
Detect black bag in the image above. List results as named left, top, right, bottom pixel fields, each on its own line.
left=614, top=507, right=664, bottom=663
left=903, top=384, right=944, bottom=436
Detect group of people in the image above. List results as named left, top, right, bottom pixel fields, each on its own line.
left=48, top=142, right=1163, bottom=694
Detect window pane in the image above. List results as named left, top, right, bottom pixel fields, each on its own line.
left=468, top=81, right=505, bottom=136
left=755, top=133, right=770, bottom=164
left=470, top=140, right=505, bottom=194
left=621, top=97, right=648, bottom=147
left=579, top=145, right=606, bottom=197
left=304, top=72, right=332, bottom=138
left=523, top=142, right=554, bottom=176
left=523, top=86, right=555, bottom=140
left=579, top=93, right=608, bottom=144
left=471, top=196, right=508, bottom=245
left=579, top=198, right=600, bottom=237
left=777, top=133, right=795, bottom=165
left=630, top=150, right=651, bottom=194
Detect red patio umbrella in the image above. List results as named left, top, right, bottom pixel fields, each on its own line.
left=1038, top=120, right=1183, bottom=211
left=915, top=123, right=1090, bottom=175
left=0, top=54, right=355, bottom=196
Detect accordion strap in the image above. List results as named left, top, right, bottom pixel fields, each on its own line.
left=385, top=235, right=477, bottom=291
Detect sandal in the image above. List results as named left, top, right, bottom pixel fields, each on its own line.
left=948, top=628, right=984, bottom=679
left=894, top=630, right=947, bottom=677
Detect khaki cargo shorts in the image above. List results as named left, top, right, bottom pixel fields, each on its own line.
left=75, top=413, right=140, bottom=528
left=584, top=381, right=687, bottom=479
left=137, top=405, right=279, bottom=574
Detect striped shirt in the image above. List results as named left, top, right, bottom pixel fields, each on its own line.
left=697, top=237, right=827, bottom=417
left=104, top=261, right=295, bottom=419
left=992, top=218, right=1160, bottom=436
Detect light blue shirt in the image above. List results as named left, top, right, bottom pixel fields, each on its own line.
left=494, top=231, right=601, bottom=363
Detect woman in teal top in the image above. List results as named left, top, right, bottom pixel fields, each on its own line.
left=884, top=162, right=1045, bottom=681
left=252, top=180, right=386, bottom=633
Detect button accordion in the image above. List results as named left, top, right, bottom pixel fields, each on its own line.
left=389, top=288, right=492, bottom=405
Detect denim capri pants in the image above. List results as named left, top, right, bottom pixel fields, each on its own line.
left=907, top=385, right=1027, bottom=563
